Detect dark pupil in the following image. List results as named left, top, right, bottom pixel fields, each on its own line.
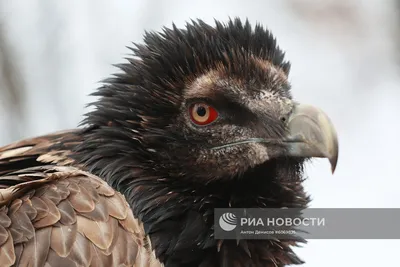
left=196, top=106, right=207, bottom=117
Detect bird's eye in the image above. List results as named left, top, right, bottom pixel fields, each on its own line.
left=189, top=103, right=218, bottom=125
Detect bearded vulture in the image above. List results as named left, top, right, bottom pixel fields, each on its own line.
left=0, top=18, right=338, bottom=267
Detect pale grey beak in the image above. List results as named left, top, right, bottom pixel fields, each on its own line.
left=284, top=103, right=339, bottom=173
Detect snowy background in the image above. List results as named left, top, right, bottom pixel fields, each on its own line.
left=1, top=0, right=399, bottom=266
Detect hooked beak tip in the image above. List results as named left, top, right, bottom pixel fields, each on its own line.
left=285, top=103, right=339, bottom=175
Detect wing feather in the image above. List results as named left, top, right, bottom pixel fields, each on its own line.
left=0, top=131, right=161, bottom=266
left=50, top=222, right=78, bottom=257
left=0, top=230, right=15, bottom=266
left=0, top=166, right=161, bottom=266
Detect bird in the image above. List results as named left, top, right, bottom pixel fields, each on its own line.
left=0, top=18, right=338, bottom=267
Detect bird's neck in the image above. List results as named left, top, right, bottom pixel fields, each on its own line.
left=113, top=164, right=308, bottom=266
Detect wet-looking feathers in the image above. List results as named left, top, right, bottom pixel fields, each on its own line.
left=0, top=18, right=338, bottom=267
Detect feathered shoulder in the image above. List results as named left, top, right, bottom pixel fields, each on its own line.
left=0, top=131, right=160, bottom=267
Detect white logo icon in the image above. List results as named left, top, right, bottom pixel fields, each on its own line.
left=219, top=212, right=237, bottom=231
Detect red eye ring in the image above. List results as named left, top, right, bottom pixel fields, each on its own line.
left=189, top=103, right=218, bottom=125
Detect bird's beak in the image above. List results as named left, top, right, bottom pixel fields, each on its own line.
left=283, top=103, right=339, bottom=173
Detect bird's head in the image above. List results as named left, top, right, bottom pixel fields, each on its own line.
left=165, top=63, right=338, bottom=181
left=78, top=18, right=338, bottom=187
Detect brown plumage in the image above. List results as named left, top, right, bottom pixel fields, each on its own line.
left=0, top=131, right=161, bottom=266
left=0, top=18, right=338, bottom=266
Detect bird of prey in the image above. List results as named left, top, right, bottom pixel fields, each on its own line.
left=0, top=18, right=338, bottom=267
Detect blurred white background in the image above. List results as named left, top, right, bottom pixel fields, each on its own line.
left=1, top=0, right=399, bottom=266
